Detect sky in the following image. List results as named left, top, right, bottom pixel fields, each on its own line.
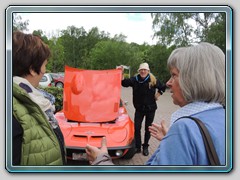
left=19, top=13, right=157, bottom=45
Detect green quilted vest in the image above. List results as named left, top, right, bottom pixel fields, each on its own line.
left=13, top=83, right=63, bottom=165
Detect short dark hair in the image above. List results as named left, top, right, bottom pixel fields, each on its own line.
left=12, top=31, right=51, bottom=76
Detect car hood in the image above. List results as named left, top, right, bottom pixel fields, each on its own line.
left=63, top=66, right=122, bottom=123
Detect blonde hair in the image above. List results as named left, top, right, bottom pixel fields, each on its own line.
left=149, top=73, right=157, bottom=88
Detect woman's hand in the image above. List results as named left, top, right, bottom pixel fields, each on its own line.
left=149, top=120, right=168, bottom=141
left=85, top=137, right=108, bottom=164
left=116, top=65, right=124, bottom=80
left=155, top=92, right=161, bottom=101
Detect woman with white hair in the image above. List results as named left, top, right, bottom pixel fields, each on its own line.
left=85, top=42, right=226, bottom=166
left=147, top=42, right=225, bottom=165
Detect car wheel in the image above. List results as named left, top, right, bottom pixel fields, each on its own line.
left=122, top=139, right=136, bottom=159
left=56, top=82, right=64, bottom=88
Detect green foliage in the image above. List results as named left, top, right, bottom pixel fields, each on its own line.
left=204, top=13, right=226, bottom=54
left=17, top=12, right=225, bottom=87
left=124, top=73, right=130, bottom=79
left=41, top=86, right=63, bottom=113
left=151, top=13, right=195, bottom=46
left=87, top=40, right=140, bottom=71
left=151, top=12, right=225, bottom=49
left=47, top=37, right=65, bottom=72
left=147, top=44, right=173, bottom=83
left=13, top=13, right=29, bottom=32
left=32, top=30, right=49, bottom=44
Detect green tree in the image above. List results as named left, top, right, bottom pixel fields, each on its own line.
left=148, top=44, right=176, bottom=83
left=59, top=26, right=111, bottom=69
left=32, top=29, right=49, bottom=44
left=151, top=13, right=195, bottom=46
left=81, top=27, right=109, bottom=68
left=87, top=40, right=141, bottom=73
left=204, top=13, right=226, bottom=53
left=60, top=26, right=84, bottom=68
left=47, top=36, right=65, bottom=72
left=13, top=13, right=29, bottom=31
left=151, top=12, right=225, bottom=50
left=112, top=33, right=127, bottom=42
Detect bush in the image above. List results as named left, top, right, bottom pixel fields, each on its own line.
left=124, top=73, right=130, bottom=79
left=41, top=86, right=63, bottom=113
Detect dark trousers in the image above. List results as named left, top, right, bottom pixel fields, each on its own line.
left=134, top=110, right=156, bottom=149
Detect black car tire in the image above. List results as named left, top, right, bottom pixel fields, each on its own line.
left=122, top=139, right=136, bottom=159
left=56, top=82, right=64, bottom=88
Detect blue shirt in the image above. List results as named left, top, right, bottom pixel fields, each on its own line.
left=146, top=102, right=225, bottom=165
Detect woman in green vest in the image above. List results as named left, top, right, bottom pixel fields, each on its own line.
left=12, top=31, right=66, bottom=165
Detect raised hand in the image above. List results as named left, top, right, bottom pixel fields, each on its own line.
left=116, top=65, right=124, bottom=80
left=149, top=120, right=168, bottom=141
left=85, top=137, right=108, bottom=164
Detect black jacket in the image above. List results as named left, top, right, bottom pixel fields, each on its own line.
left=12, top=115, right=23, bottom=165
left=122, top=74, right=166, bottom=112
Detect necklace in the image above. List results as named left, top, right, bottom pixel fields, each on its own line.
left=135, top=74, right=150, bottom=83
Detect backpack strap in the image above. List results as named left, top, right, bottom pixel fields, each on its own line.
left=176, top=116, right=221, bottom=166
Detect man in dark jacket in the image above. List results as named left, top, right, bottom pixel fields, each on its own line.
left=120, top=63, right=166, bottom=156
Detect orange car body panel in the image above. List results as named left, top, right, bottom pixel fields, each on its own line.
left=63, top=66, right=122, bottom=123
left=55, top=106, right=134, bottom=148
left=55, top=66, right=135, bottom=159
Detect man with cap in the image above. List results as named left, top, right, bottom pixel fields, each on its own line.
left=120, top=62, right=166, bottom=156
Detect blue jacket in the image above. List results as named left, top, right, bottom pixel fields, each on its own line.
left=146, top=107, right=225, bottom=165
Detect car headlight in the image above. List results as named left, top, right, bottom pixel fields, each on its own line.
left=115, top=150, right=123, bottom=157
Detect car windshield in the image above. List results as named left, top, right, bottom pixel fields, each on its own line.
left=63, top=66, right=122, bottom=123
left=50, top=73, right=63, bottom=79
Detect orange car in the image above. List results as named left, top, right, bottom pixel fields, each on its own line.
left=55, top=66, right=135, bottom=161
